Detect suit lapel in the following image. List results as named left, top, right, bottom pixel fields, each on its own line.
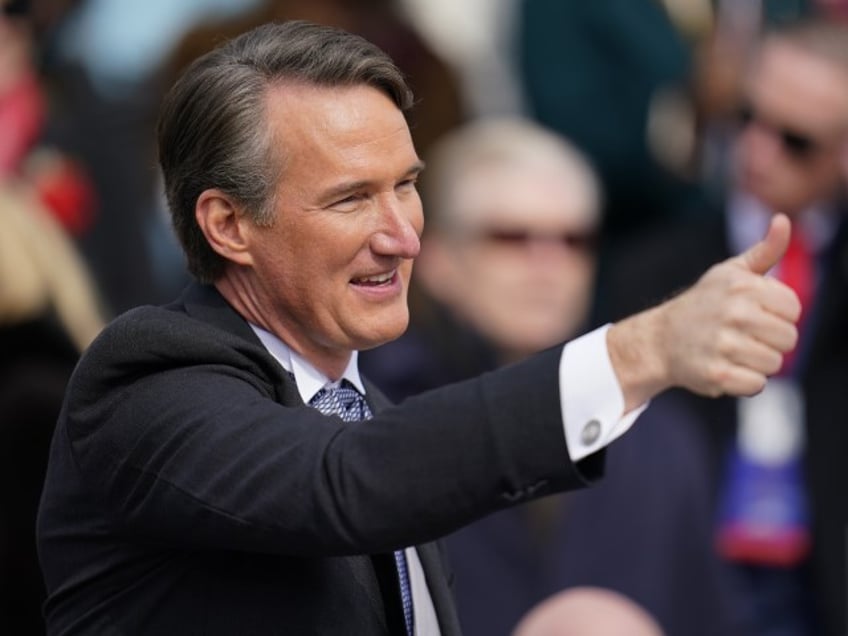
left=178, top=282, right=261, bottom=344
left=416, top=542, right=462, bottom=636
left=364, top=379, right=461, bottom=635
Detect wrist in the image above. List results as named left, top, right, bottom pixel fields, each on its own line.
left=607, top=306, right=670, bottom=411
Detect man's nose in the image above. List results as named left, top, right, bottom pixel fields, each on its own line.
left=370, top=195, right=422, bottom=259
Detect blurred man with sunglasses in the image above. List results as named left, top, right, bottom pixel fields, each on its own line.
left=605, top=18, right=848, bottom=636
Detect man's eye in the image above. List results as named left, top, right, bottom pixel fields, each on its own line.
left=331, top=194, right=363, bottom=208
left=395, top=178, right=418, bottom=195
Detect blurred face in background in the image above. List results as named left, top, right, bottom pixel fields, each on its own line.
left=735, top=37, right=848, bottom=215
left=418, top=159, right=598, bottom=362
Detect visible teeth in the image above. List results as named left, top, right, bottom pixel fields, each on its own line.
left=355, top=271, right=393, bottom=284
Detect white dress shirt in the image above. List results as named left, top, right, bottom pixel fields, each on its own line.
left=249, top=322, right=643, bottom=635
left=726, top=191, right=837, bottom=260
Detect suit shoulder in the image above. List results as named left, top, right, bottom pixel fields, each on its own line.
left=69, top=303, right=280, bottom=415
left=85, top=305, right=227, bottom=367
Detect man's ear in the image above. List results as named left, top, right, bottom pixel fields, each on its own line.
left=195, top=189, right=254, bottom=267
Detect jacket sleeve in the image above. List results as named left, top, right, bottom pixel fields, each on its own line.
left=63, top=307, right=603, bottom=557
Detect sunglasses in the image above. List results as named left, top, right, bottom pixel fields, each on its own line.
left=474, top=228, right=598, bottom=252
left=737, top=104, right=824, bottom=160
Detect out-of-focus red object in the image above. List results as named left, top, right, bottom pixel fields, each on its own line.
left=0, top=71, right=45, bottom=176
left=0, top=67, right=96, bottom=236
left=25, top=150, right=97, bottom=236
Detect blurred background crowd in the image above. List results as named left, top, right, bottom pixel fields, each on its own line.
left=4, top=0, right=848, bottom=634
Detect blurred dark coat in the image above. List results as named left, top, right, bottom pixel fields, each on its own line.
left=0, top=316, right=78, bottom=636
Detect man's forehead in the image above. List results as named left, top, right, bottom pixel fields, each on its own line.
left=265, top=80, right=400, bottom=119
left=260, top=80, right=419, bottom=197
left=450, top=162, right=598, bottom=229
left=750, top=40, right=848, bottom=121
left=264, top=81, right=412, bottom=147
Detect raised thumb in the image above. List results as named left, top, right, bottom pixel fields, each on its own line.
left=738, top=213, right=791, bottom=275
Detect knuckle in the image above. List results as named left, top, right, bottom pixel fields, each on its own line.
left=725, top=301, right=753, bottom=330
left=747, top=375, right=768, bottom=396
left=774, top=283, right=802, bottom=320
left=714, top=331, right=734, bottom=358
left=727, top=271, right=756, bottom=295
left=706, top=360, right=729, bottom=389
left=786, top=325, right=799, bottom=350
left=777, top=324, right=799, bottom=352
left=790, top=297, right=803, bottom=321
left=764, top=351, right=784, bottom=375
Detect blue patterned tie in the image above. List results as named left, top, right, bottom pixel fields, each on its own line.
left=308, top=381, right=415, bottom=635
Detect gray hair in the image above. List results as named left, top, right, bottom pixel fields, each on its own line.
left=157, top=20, right=413, bottom=282
left=421, top=117, right=602, bottom=234
left=767, top=17, right=848, bottom=73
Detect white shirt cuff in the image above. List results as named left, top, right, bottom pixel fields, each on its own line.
left=559, top=324, right=648, bottom=462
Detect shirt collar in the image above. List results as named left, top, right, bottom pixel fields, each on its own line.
left=248, top=323, right=366, bottom=403
left=727, top=191, right=839, bottom=259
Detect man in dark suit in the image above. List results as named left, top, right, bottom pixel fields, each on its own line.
left=603, top=18, right=848, bottom=636
left=37, top=20, right=801, bottom=635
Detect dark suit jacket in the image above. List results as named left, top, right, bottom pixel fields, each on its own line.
left=602, top=209, right=848, bottom=636
left=37, top=283, right=602, bottom=635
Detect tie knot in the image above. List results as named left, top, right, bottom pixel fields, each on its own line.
left=309, top=380, right=372, bottom=422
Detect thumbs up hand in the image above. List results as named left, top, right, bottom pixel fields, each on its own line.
left=608, top=214, right=801, bottom=411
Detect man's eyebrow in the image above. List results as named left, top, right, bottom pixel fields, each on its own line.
left=321, top=161, right=426, bottom=202
left=406, top=160, right=426, bottom=177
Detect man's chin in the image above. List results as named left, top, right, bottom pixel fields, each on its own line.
left=356, top=318, right=410, bottom=351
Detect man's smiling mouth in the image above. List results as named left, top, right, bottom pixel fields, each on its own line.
left=351, top=270, right=396, bottom=286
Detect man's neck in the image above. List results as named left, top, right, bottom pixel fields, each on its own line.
left=214, top=275, right=353, bottom=380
